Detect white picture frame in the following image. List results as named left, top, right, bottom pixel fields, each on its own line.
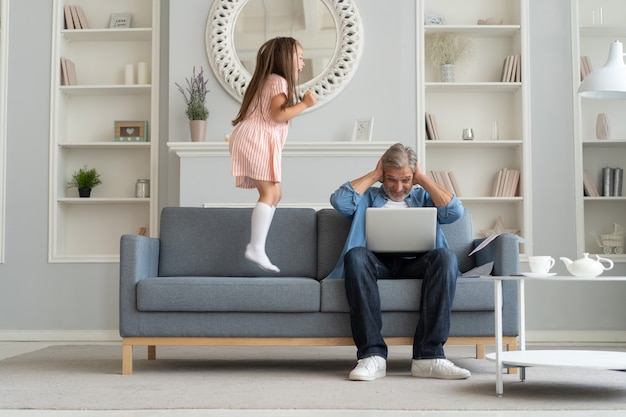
left=109, top=13, right=132, bottom=28
left=351, top=118, right=374, bottom=142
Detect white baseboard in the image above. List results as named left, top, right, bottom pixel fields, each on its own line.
left=526, top=330, right=626, bottom=346
left=0, top=330, right=121, bottom=342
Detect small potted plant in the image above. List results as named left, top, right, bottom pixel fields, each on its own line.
left=175, top=66, right=210, bottom=142
left=425, top=32, right=472, bottom=82
left=67, top=165, right=102, bottom=198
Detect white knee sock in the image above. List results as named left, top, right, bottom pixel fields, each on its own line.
left=245, top=202, right=280, bottom=272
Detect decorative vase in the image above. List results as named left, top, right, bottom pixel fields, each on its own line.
left=440, top=64, right=455, bottom=82
left=78, top=187, right=92, bottom=198
left=189, top=120, right=207, bottom=142
left=596, top=113, right=610, bottom=140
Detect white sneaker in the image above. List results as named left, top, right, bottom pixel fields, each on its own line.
left=349, top=355, right=386, bottom=381
left=411, top=358, right=471, bottom=380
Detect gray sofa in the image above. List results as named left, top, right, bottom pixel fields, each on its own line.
left=119, top=207, right=519, bottom=374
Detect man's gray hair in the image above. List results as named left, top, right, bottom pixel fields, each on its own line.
left=381, top=143, right=417, bottom=172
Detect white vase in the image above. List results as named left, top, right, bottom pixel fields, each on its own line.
left=441, top=64, right=455, bottom=82
left=596, top=113, right=610, bottom=140
left=189, top=120, right=207, bottom=142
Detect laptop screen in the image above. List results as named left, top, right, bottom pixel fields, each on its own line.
left=365, top=207, right=437, bottom=254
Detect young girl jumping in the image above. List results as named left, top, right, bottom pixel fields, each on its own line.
left=229, top=37, right=317, bottom=272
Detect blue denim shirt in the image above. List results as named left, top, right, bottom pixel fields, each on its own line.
left=325, top=181, right=464, bottom=279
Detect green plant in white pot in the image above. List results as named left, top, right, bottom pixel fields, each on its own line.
left=176, top=66, right=210, bottom=142
left=67, top=165, right=102, bottom=198
left=425, top=32, right=472, bottom=82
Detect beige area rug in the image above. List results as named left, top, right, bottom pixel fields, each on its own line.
left=1, top=344, right=626, bottom=411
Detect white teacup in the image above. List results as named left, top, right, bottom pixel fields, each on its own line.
left=528, top=256, right=555, bottom=274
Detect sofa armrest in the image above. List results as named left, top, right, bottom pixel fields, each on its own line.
left=473, top=233, right=519, bottom=276
left=473, top=233, right=520, bottom=336
left=119, top=234, right=160, bottom=337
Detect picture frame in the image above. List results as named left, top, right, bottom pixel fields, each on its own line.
left=109, top=13, right=132, bottom=28
left=114, top=121, right=148, bottom=142
left=351, top=118, right=374, bottom=142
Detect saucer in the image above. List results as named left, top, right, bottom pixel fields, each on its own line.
left=522, top=272, right=557, bottom=278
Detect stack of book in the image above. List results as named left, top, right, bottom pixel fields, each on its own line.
left=500, top=54, right=521, bottom=82
left=492, top=168, right=520, bottom=197
left=428, top=171, right=461, bottom=196
left=580, top=56, right=593, bottom=80
left=583, top=169, right=599, bottom=197
left=425, top=112, right=441, bottom=140
left=60, top=57, right=78, bottom=86
left=601, top=167, right=623, bottom=196
left=64, top=5, right=89, bottom=29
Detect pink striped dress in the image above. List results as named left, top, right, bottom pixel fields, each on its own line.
left=229, top=74, right=290, bottom=189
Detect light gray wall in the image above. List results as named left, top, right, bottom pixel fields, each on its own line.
left=0, top=0, right=624, bottom=339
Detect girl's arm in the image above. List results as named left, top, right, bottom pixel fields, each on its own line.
left=270, top=90, right=317, bottom=123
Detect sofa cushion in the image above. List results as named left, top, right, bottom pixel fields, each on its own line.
left=320, top=277, right=494, bottom=312
left=316, top=209, right=351, bottom=280
left=440, top=209, right=475, bottom=273
left=158, top=207, right=317, bottom=278
left=137, top=276, right=321, bottom=312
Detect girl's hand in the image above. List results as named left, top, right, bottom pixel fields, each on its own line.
left=302, top=90, right=317, bottom=107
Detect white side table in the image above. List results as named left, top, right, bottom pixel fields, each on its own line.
left=481, top=275, right=626, bottom=396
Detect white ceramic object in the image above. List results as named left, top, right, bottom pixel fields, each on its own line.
left=560, top=252, right=614, bottom=277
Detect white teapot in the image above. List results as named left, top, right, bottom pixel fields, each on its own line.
left=559, top=253, right=614, bottom=277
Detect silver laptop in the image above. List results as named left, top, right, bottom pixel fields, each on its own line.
left=365, top=207, right=437, bottom=254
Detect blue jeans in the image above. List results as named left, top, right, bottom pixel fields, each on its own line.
left=344, top=246, right=458, bottom=360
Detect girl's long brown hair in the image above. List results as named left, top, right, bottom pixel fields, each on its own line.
left=232, top=37, right=300, bottom=126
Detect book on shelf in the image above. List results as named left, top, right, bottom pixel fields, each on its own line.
left=425, top=112, right=435, bottom=140
left=602, top=167, right=624, bottom=197
left=614, top=167, right=623, bottom=196
left=69, top=5, right=81, bottom=29
left=64, top=5, right=89, bottom=29
left=500, top=54, right=521, bottom=82
left=603, top=167, right=623, bottom=196
left=583, top=169, right=600, bottom=197
left=63, top=5, right=74, bottom=29
left=428, top=170, right=461, bottom=196
left=75, top=5, right=89, bottom=29
left=500, top=56, right=510, bottom=82
left=60, top=57, right=77, bottom=85
left=580, top=56, right=593, bottom=80
left=430, top=113, right=440, bottom=140
left=425, top=112, right=440, bottom=140
left=492, top=168, right=520, bottom=197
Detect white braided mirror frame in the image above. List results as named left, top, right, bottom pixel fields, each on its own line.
left=205, top=0, right=364, bottom=110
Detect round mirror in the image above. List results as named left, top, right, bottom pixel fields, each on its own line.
left=234, top=0, right=337, bottom=85
left=206, top=0, right=363, bottom=109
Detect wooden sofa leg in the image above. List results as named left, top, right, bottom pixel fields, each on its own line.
left=122, top=344, right=133, bottom=375
left=475, top=344, right=485, bottom=359
left=506, top=342, right=518, bottom=375
left=148, top=345, right=156, bottom=360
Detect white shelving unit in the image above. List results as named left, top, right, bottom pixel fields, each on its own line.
left=572, top=0, right=626, bottom=261
left=418, top=0, right=531, bottom=255
left=0, top=0, right=8, bottom=263
left=48, top=0, right=159, bottom=263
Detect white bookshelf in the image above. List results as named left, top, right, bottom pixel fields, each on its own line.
left=418, top=0, right=531, bottom=254
left=48, top=0, right=160, bottom=263
left=572, top=0, right=626, bottom=261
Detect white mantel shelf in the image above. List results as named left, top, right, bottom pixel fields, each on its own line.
left=169, top=141, right=395, bottom=208
left=167, top=141, right=396, bottom=157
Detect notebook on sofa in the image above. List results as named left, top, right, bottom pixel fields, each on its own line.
left=365, top=207, right=437, bottom=254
